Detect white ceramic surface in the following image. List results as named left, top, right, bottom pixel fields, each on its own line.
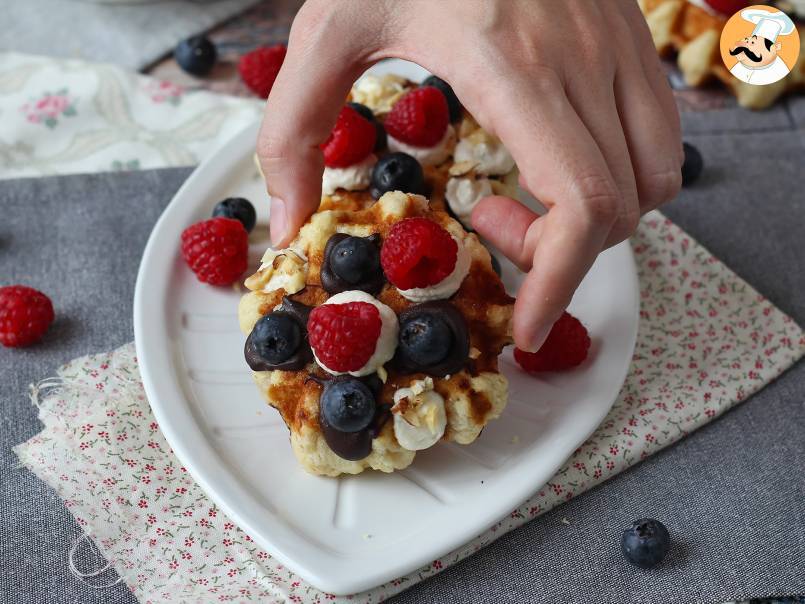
left=133, top=60, right=639, bottom=596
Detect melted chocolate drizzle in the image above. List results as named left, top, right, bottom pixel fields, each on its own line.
left=394, top=301, right=470, bottom=376
left=319, top=233, right=385, bottom=296
left=244, top=297, right=313, bottom=371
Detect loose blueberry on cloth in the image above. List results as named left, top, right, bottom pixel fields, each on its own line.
left=13, top=213, right=804, bottom=603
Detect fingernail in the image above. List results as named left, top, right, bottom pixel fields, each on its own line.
left=526, top=322, right=552, bottom=353
left=270, top=197, right=287, bottom=247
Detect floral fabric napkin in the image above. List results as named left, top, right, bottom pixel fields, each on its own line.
left=14, top=212, right=805, bottom=603
left=0, top=52, right=261, bottom=179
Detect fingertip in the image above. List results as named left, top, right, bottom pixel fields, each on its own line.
left=512, top=288, right=563, bottom=353
left=471, top=196, right=539, bottom=269
left=269, top=197, right=288, bottom=247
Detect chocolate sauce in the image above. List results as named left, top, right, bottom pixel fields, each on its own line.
left=317, top=373, right=391, bottom=461
left=319, top=233, right=385, bottom=296
left=394, top=301, right=470, bottom=376
left=244, top=297, right=313, bottom=371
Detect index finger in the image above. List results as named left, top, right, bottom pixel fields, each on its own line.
left=464, top=73, right=619, bottom=350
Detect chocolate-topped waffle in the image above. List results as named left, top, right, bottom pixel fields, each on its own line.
left=239, top=192, right=513, bottom=476
left=240, top=74, right=517, bottom=476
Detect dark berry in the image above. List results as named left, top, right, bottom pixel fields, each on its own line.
left=681, top=142, right=703, bottom=187
left=347, top=102, right=386, bottom=151
left=621, top=518, right=670, bottom=569
left=212, top=197, right=256, bottom=233
left=321, top=234, right=384, bottom=295
left=373, top=121, right=387, bottom=152
left=174, top=35, right=217, bottom=77
left=422, top=75, right=462, bottom=123
left=395, top=302, right=469, bottom=376
left=399, top=313, right=453, bottom=367
left=331, top=236, right=381, bottom=285
left=370, top=152, right=425, bottom=200
left=346, top=102, right=375, bottom=122
left=320, top=378, right=376, bottom=433
left=245, top=313, right=301, bottom=367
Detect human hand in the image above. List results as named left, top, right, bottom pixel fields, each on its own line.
left=256, top=0, right=682, bottom=351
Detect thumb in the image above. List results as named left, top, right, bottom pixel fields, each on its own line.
left=256, top=10, right=372, bottom=247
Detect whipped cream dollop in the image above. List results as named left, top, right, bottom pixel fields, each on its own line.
left=313, top=290, right=399, bottom=377
left=453, top=133, right=515, bottom=176
left=392, top=377, right=447, bottom=451
left=445, top=176, right=493, bottom=229
left=351, top=74, right=408, bottom=114
left=244, top=248, right=307, bottom=294
left=398, top=235, right=470, bottom=303
left=388, top=125, right=455, bottom=167
left=322, top=154, right=376, bottom=195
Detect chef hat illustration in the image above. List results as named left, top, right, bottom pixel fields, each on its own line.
left=741, top=8, right=796, bottom=43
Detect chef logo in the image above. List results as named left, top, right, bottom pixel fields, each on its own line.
left=720, top=5, right=799, bottom=86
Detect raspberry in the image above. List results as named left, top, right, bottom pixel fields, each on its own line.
left=381, top=218, right=457, bottom=290
left=181, top=217, right=249, bottom=286
left=238, top=45, right=286, bottom=98
left=308, top=301, right=381, bottom=372
left=385, top=86, right=449, bottom=147
left=0, top=285, right=55, bottom=348
left=319, top=106, right=376, bottom=168
left=514, top=312, right=591, bottom=373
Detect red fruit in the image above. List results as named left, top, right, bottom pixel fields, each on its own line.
left=0, top=285, right=55, bottom=348
left=703, top=0, right=749, bottom=15
left=319, top=106, right=377, bottom=168
left=181, top=217, right=249, bottom=286
left=514, top=312, right=591, bottom=373
left=308, top=301, right=381, bottom=372
left=381, top=218, right=457, bottom=290
left=238, top=45, right=286, bottom=98
left=385, top=86, right=449, bottom=147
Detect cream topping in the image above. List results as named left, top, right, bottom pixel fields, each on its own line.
left=445, top=176, right=493, bottom=229
left=392, top=377, right=447, bottom=451
left=387, top=125, right=455, bottom=167
left=453, top=133, right=515, bottom=176
left=322, top=154, right=376, bottom=195
left=244, top=248, right=307, bottom=294
left=351, top=74, right=409, bottom=114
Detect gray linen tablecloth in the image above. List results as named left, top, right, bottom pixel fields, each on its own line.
left=1, top=115, right=804, bottom=602
left=0, top=0, right=260, bottom=71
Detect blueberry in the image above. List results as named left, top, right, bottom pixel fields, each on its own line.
left=399, top=313, right=453, bottom=367
left=212, top=197, right=256, bottom=232
left=347, top=102, right=386, bottom=151
left=621, top=518, right=670, bottom=569
left=373, top=121, right=387, bottom=152
left=422, top=75, right=462, bottom=123
left=370, top=152, right=425, bottom=199
left=245, top=313, right=301, bottom=367
left=174, top=35, right=217, bottom=77
left=331, top=236, right=381, bottom=285
left=681, top=142, right=703, bottom=187
left=346, top=102, right=374, bottom=122
left=320, top=378, right=376, bottom=433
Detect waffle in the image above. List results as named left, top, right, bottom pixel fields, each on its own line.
left=239, top=75, right=517, bottom=476
left=640, top=0, right=805, bottom=109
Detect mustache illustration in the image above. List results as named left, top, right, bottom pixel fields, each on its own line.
left=730, top=45, right=763, bottom=62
